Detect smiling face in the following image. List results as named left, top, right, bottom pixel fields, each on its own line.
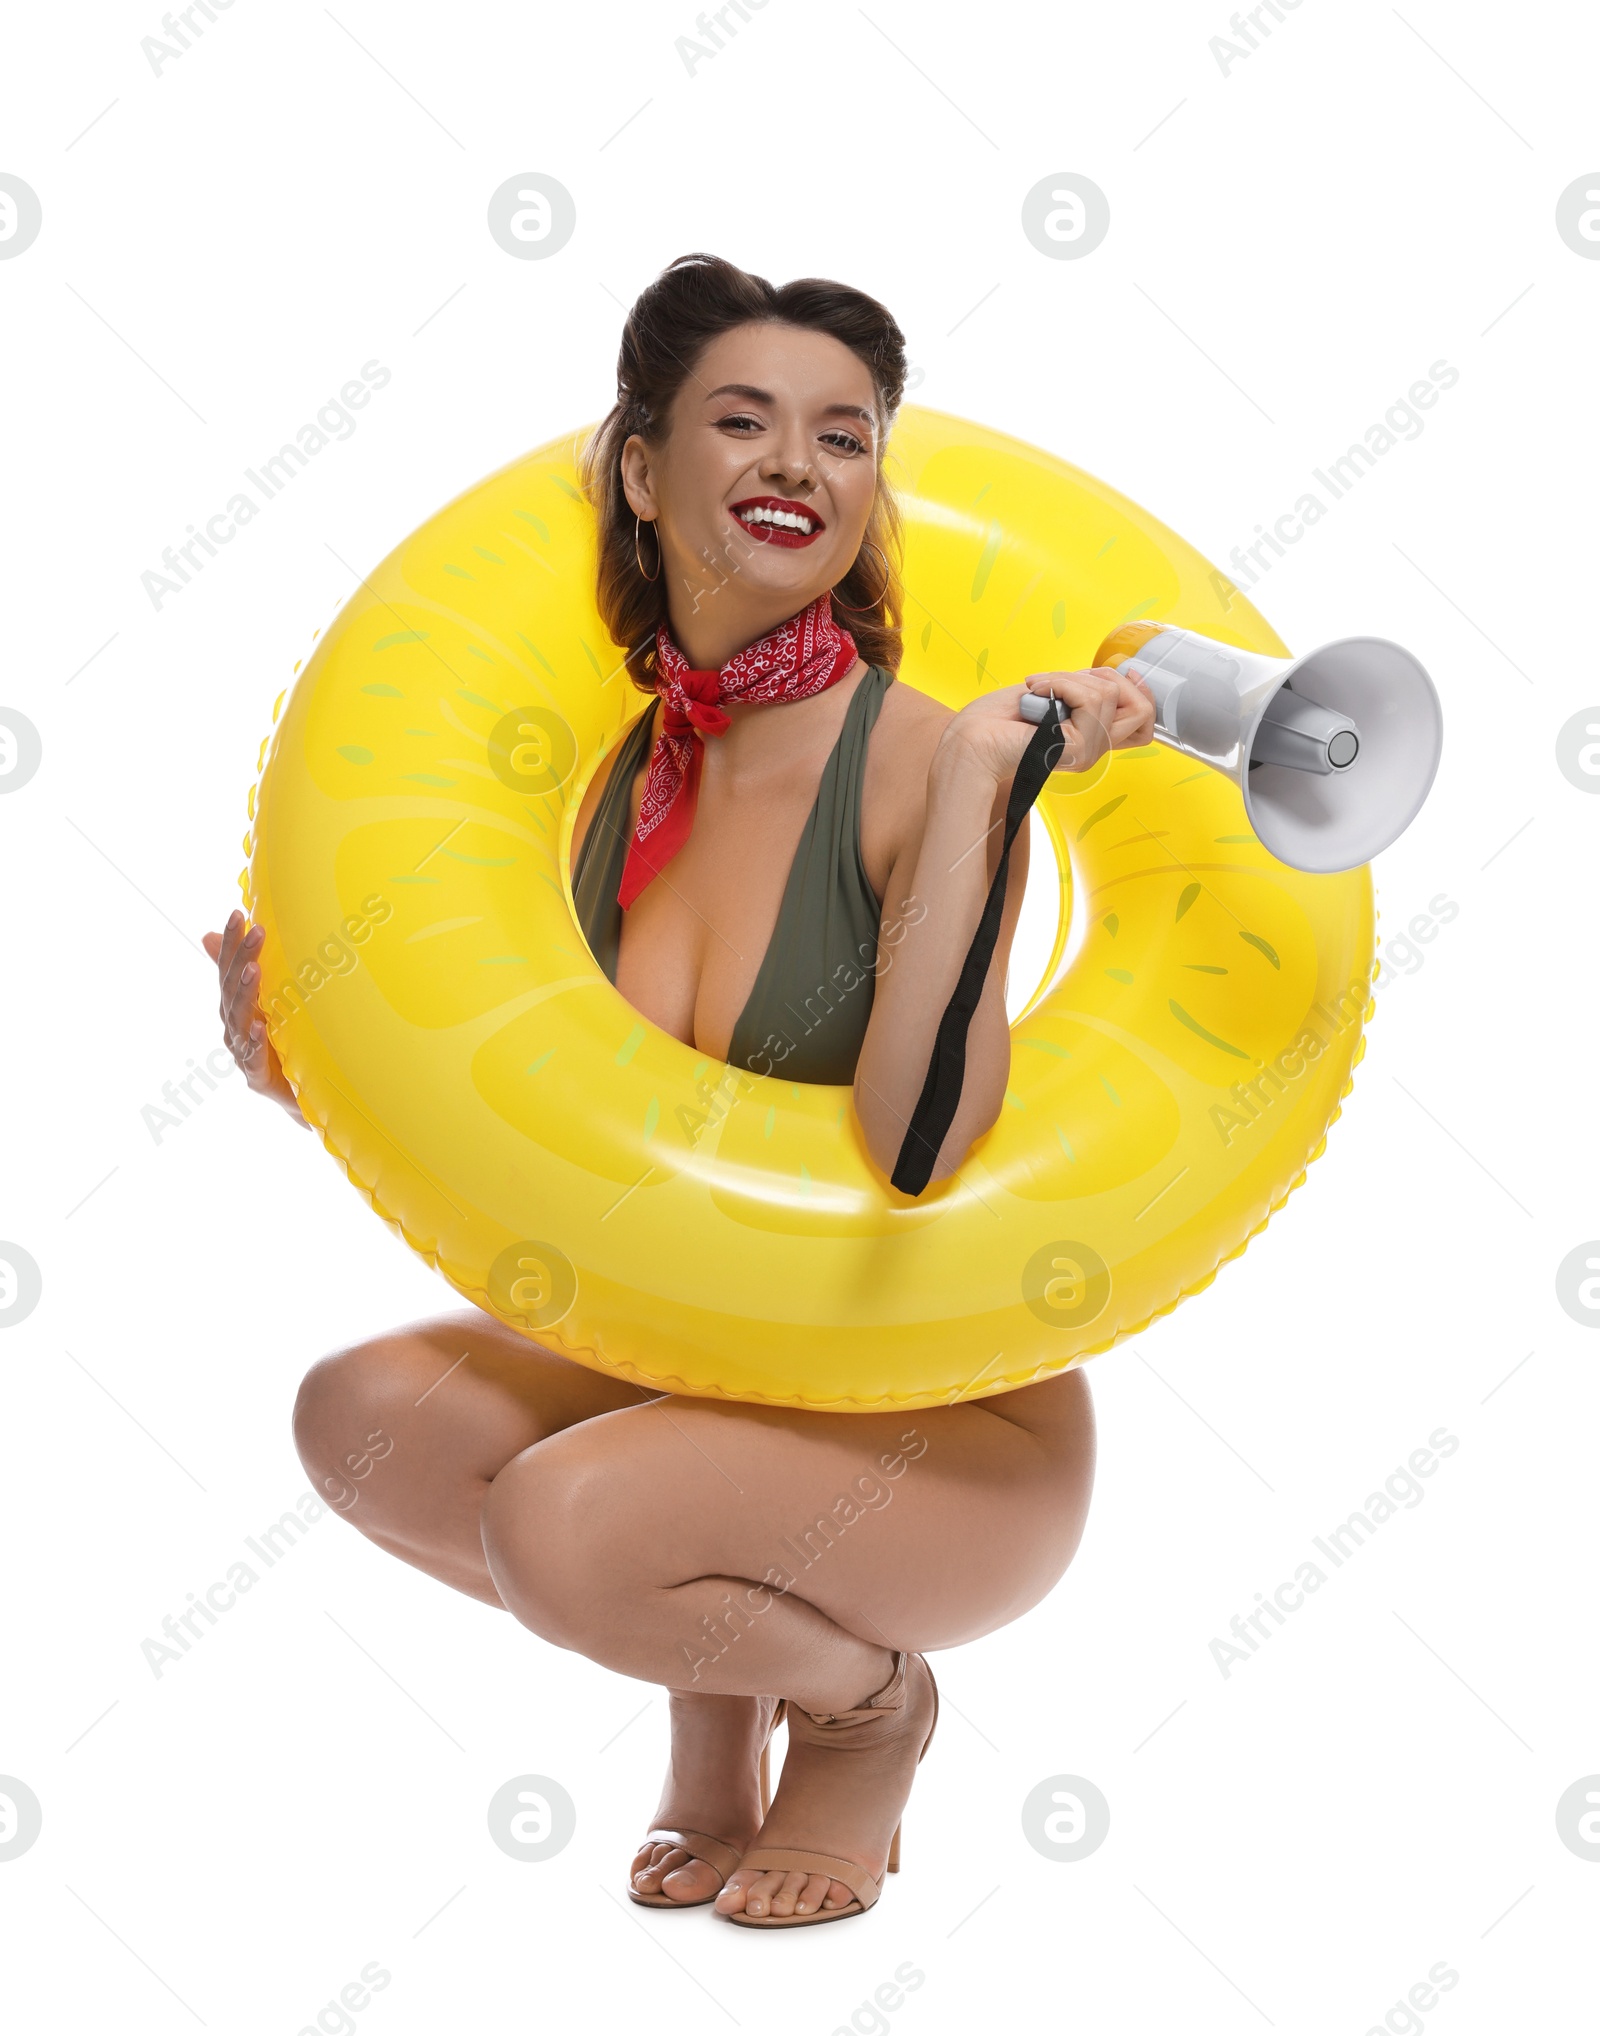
left=619, top=320, right=882, bottom=665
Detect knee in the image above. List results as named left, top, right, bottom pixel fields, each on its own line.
left=480, top=1439, right=617, bottom=1646
left=292, top=1338, right=421, bottom=1512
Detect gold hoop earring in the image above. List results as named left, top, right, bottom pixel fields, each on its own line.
left=831, top=539, right=891, bottom=615
left=634, top=514, right=661, bottom=583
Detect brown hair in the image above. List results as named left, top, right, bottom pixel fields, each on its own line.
left=579, top=252, right=908, bottom=692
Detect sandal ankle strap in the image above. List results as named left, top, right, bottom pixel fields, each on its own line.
left=800, top=1650, right=907, bottom=1728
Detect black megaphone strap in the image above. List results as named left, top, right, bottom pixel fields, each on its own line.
left=890, top=708, right=1066, bottom=1196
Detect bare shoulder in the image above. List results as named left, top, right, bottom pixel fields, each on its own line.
left=875, top=673, right=955, bottom=756
left=860, top=674, right=958, bottom=896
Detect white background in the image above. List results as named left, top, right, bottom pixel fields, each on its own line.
left=2, top=0, right=1597, bottom=2030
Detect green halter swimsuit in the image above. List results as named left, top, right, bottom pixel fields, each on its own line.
left=571, top=665, right=895, bottom=1085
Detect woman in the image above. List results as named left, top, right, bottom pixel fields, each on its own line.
left=205, top=253, right=1155, bottom=1929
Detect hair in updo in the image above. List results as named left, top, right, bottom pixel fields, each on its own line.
left=580, top=252, right=907, bottom=692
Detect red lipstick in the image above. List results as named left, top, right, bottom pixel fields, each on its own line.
left=729, top=496, right=825, bottom=548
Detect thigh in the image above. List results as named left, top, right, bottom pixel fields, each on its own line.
left=510, top=1369, right=1096, bottom=1651
left=294, top=1306, right=656, bottom=1599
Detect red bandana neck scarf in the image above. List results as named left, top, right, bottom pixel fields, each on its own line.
left=616, top=593, right=859, bottom=909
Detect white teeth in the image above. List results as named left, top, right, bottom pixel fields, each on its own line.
left=738, top=505, right=816, bottom=533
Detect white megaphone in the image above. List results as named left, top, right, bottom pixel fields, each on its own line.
left=1019, top=620, right=1444, bottom=872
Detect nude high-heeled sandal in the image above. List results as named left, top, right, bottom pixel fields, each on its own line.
left=628, top=1699, right=787, bottom=1909
left=724, top=1653, right=939, bottom=1929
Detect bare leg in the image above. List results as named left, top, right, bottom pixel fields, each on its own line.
left=291, top=1307, right=657, bottom=1602
left=479, top=1371, right=1095, bottom=1916
left=291, top=1308, right=774, bottom=1903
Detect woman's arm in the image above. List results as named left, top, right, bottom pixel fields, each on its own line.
left=853, top=665, right=1155, bottom=1185
left=852, top=733, right=1029, bottom=1184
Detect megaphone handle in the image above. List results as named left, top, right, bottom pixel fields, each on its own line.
left=891, top=709, right=1067, bottom=1197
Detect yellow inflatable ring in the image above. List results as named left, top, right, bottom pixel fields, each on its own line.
left=244, top=406, right=1374, bottom=1412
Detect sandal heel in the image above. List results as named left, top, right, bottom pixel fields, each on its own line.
left=886, top=1683, right=934, bottom=1877
left=760, top=1696, right=786, bottom=1817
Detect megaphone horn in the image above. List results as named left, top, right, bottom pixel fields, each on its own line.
left=1021, top=621, right=1444, bottom=874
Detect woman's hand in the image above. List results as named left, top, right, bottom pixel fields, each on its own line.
left=938, top=664, right=1157, bottom=789
left=201, top=910, right=306, bottom=1124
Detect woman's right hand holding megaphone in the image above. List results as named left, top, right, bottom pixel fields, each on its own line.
left=946, top=664, right=1157, bottom=786
left=1026, top=664, right=1157, bottom=769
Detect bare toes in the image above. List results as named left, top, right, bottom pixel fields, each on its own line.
left=713, top=1868, right=755, bottom=1914
left=748, top=1871, right=785, bottom=1918
left=767, top=1869, right=811, bottom=1917
left=793, top=1872, right=832, bottom=1916
left=659, top=1858, right=722, bottom=1904
left=721, top=1868, right=783, bottom=1918
left=632, top=1842, right=689, bottom=1893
